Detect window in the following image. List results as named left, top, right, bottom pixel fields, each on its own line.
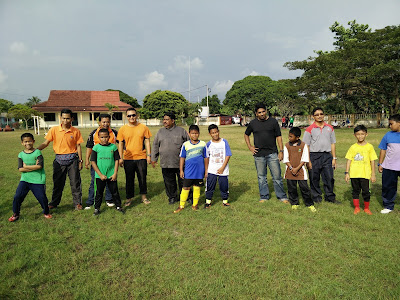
left=44, top=113, right=56, bottom=121
left=89, top=113, right=100, bottom=121
left=112, top=112, right=122, bottom=120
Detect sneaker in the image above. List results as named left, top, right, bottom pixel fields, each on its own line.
left=259, top=199, right=268, bottom=203
left=354, top=207, right=361, bottom=215
left=106, top=201, right=115, bottom=207
left=308, top=205, right=317, bottom=212
left=291, top=205, right=299, bottom=210
left=281, top=199, right=290, bottom=204
left=8, top=214, right=19, bottom=222
left=192, top=205, right=199, bottom=211
left=116, top=207, right=125, bottom=214
left=142, top=199, right=151, bottom=205
left=381, top=208, right=393, bottom=214
left=84, top=206, right=92, bottom=210
left=125, top=199, right=133, bottom=207
left=75, top=204, right=83, bottom=211
left=44, top=214, right=53, bottom=219
left=93, top=209, right=101, bottom=216
left=364, top=209, right=373, bottom=215
left=222, top=203, right=230, bottom=207
left=174, top=206, right=184, bottom=214
left=204, top=203, right=211, bottom=209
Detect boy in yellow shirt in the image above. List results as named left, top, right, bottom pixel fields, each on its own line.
left=345, top=125, right=377, bottom=215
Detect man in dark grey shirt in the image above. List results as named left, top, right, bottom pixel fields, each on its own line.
left=151, top=112, right=190, bottom=204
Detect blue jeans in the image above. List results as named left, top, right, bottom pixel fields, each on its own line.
left=86, top=166, right=112, bottom=206
left=254, top=153, right=287, bottom=200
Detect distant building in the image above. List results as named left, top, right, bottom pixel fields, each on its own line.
left=33, top=90, right=133, bottom=128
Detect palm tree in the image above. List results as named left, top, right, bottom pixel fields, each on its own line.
left=26, top=96, right=41, bottom=108
left=104, top=103, right=119, bottom=119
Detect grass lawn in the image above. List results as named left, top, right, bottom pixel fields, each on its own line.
left=1, top=126, right=399, bottom=299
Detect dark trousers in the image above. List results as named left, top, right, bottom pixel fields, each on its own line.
left=94, top=179, right=122, bottom=210
left=13, top=181, right=49, bottom=215
left=124, top=159, right=147, bottom=199
left=86, top=166, right=112, bottom=206
left=162, top=168, right=183, bottom=202
left=50, top=159, right=82, bottom=207
left=309, top=152, right=335, bottom=202
left=351, top=178, right=370, bottom=202
left=382, top=168, right=400, bottom=210
left=205, top=173, right=229, bottom=200
left=287, top=179, right=313, bottom=206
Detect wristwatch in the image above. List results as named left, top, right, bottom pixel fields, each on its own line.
left=333, top=157, right=338, bottom=160
left=289, top=166, right=293, bottom=170
left=344, top=172, right=349, bottom=174
left=279, top=150, right=284, bottom=153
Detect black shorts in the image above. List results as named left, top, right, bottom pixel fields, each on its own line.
left=183, top=178, right=204, bottom=188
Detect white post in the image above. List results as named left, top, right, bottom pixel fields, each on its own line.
left=189, top=56, right=191, bottom=102
left=206, top=84, right=209, bottom=107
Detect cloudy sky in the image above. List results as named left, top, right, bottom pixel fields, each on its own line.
left=0, top=0, right=399, bottom=105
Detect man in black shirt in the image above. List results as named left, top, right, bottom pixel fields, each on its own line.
left=244, top=103, right=289, bottom=203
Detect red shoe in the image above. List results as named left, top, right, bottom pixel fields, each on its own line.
left=8, top=214, right=19, bottom=222
left=354, top=207, right=361, bottom=215
left=44, top=214, right=53, bottom=219
left=364, top=209, right=373, bottom=215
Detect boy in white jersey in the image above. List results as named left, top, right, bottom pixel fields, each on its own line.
left=204, top=124, right=232, bottom=208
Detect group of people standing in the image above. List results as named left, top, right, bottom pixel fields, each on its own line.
left=8, top=104, right=400, bottom=222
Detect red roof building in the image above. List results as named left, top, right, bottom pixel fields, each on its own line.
left=33, top=90, right=134, bottom=128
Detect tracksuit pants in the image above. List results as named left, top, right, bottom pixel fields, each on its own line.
left=94, top=179, right=122, bottom=210
left=13, top=181, right=50, bottom=215
left=205, top=173, right=229, bottom=200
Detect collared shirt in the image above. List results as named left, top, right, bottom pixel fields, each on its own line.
left=45, top=125, right=83, bottom=154
left=303, top=122, right=336, bottom=153
left=86, top=127, right=118, bottom=149
left=151, top=125, right=190, bottom=168
left=379, top=131, right=400, bottom=171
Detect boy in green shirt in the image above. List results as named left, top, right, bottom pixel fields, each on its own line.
left=9, top=133, right=52, bottom=222
left=91, top=128, right=124, bottom=216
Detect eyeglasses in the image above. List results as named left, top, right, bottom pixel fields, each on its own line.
left=127, top=114, right=136, bottom=118
left=313, top=113, right=324, bottom=116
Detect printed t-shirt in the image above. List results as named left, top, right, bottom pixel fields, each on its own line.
left=303, top=122, right=336, bottom=153
left=18, top=149, right=46, bottom=184
left=205, top=138, right=232, bottom=176
left=345, top=143, right=377, bottom=179
left=180, top=140, right=207, bottom=179
left=117, top=123, right=152, bottom=160
left=91, top=143, right=120, bottom=179
left=378, top=131, right=400, bottom=171
left=45, top=125, right=83, bottom=154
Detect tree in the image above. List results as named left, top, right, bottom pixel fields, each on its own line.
left=200, top=94, right=221, bottom=114
left=25, top=96, right=42, bottom=108
left=8, top=104, right=42, bottom=130
left=0, top=98, right=14, bottom=125
left=285, top=21, right=400, bottom=114
left=106, top=89, right=141, bottom=108
left=140, top=90, right=189, bottom=119
left=104, top=103, right=119, bottom=119
left=223, top=75, right=297, bottom=115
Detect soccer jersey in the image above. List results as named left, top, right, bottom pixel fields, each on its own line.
left=379, top=131, right=400, bottom=171
left=117, top=123, right=152, bottom=160
left=91, top=143, right=120, bottom=179
left=205, top=138, right=232, bottom=176
left=180, top=140, right=207, bottom=179
left=18, top=149, right=46, bottom=184
left=345, top=143, right=377, bottom=179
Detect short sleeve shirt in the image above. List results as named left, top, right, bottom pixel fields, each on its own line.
left=205, top=138, right=232, bottom=176
left=45, top=125, right=83, bottom=154
left=91, top=143, right=120, bottom=179
left=303, top=122, right=336, bottom=153
left=180, top=140, right=207, bottom=179
left=18, top=149, right=46, bottom=184
left=345, top=143, right=377, bottom=179
left=117, top=123, right=152, bottom=160
left=378, top=131, right=400, bottom=171
left=244, top=117, right=281, bottom=156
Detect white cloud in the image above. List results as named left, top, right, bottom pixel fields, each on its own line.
left=138, top=71, right=168, bottom=94
left=0, top=70, right=8, bottom=84
left=168, top=55, right=204, bottom=72
left=212, top=80, right=234, bottom=96
left=9, top=42, right=28, bottom=54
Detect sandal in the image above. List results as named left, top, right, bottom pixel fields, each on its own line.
left=142, top=198, right=151, bottom=205
left=125, top=199, right=133, bottom=207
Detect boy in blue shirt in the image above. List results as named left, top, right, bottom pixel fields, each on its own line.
left=9, top=133, right=52, bottom=221
left=174, top=125, right=208, bottom=213
left=378, top=114, right=400, bottom=214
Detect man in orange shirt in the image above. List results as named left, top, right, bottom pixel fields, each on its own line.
left=117, top=107, right=152, bottom=206
left=38, top=108, right=84, bottom=210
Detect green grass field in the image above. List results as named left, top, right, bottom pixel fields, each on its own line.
left=1, top=126, right=399, bottom=299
